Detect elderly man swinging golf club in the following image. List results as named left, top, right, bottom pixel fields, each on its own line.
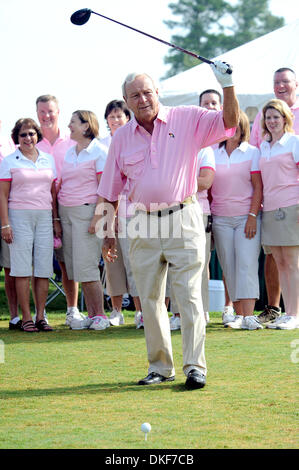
left=94, top=61, right=239, bottom=390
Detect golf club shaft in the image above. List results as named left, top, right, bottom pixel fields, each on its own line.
left=90, top=10, right=213, bottom=65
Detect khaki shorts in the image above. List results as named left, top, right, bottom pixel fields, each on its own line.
left=59, top=203, right=102, bottom=282
left=104, top=236, right=128, bottom=296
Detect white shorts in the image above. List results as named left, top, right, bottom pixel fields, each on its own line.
left=212, top=214, right=261, bottom=302
left=9, top=209, right=53, bottom=278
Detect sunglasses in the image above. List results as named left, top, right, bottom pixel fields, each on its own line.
left=19, top=131, right=36, bottom=138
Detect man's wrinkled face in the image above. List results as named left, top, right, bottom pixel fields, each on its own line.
left=124, top=75, right=159, bottom=125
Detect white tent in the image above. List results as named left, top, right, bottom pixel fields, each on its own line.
left=159, top=19, right=299, bottom=114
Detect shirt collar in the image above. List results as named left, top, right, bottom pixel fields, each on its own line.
left=260, top=131, right=292, bottom=149
left=219, top=141, right=249, bottom=154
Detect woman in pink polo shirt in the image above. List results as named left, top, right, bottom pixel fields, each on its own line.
left=211, top=110, right=263, bottom=330
left=57, top=110, right=109, bottom=331
left=259, top=99, right=299, bottom=330
left=0, top=118, right=60, bottom=332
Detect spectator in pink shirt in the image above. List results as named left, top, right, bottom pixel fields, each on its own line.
left=250, top=68, right=299, bottom=324
left=95, top=63, right=239, bottom=390
left=211, top=111, right=263, bottom=330
left=35, top=95, right=82, bottom=326
left=0, top=118, right=60, bottom=332
left=58, top=110, right=109, bottom=331
left=258, top=99, right=299, bottom=330
left=0, top=120, right=20, bottom=330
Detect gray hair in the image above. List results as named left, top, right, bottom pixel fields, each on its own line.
left=122, top=72, right=157, bottom=98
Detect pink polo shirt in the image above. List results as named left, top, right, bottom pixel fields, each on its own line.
left=0, top=136, right=15, bottom=162
left=58, top=138, right=107, bottom=207
left=98, top=104, right=235, bottom=211
left=211, top=142, right=260, bottom=217
left=36, top=130, right=75, bottom=179
left=196, top=147, right=215, bottom=215
left=250, top=98, right=299, bottom=147
left=259, top=132, right=299, bottom=211
left=0, top=148, right=56, bottom=210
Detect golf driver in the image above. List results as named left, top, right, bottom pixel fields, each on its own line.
left=70, top=8, right=232, bottom=74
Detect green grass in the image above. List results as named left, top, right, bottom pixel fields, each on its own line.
left=0, top=306, right=298, bottom=449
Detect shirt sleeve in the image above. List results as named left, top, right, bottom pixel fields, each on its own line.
left=193, top=107, right=236, bottom=149
left=96, top=146, right=108, bottom=173
left=291, top=135, right=299, bottom=164
left=0, top=156, right=12, bottom=180
left=97, top=136, right=126, bottom=201
left=249, top=111, right=262, bottom=148
left=250, top=147, right=261, bottom=172
left=198, top=147, right=216, bottom=174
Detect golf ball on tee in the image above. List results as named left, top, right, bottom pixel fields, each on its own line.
left=141, top=422, right=151, bottom=433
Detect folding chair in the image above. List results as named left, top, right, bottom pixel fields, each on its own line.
left=46, top=257, right=65, bottom=307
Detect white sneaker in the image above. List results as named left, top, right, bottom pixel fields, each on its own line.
left=169, top=315, right=181, bottom=331
left=70, top=316, right=93, bottom=330
left=225, top=315, right=243, bottom=329
left=33, top=310, right=48, bottom=324
left=89, top=315, right=110, bottom=330
left=222, top=306, right=235, bottom=325
left=242, top=315, right=263, bottom=330
left=136, top=314, right=144, bottom=329
left=134, top=311, right=142, bottom=326
left=109, top=309, right=125, bottom=326
left=266, top=315, right=299, bottom=330
left=65, top=307, right=85, bottom=326
left=204, top=311, right=210, bottom=325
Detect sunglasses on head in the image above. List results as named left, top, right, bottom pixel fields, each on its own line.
left=19, top=131, right=36, bottom=138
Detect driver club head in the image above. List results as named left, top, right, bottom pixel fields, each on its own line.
left=70, top=8, right=92, bottom=26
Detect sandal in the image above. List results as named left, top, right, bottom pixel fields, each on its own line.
left=35, top=319, right=53, bottom=332
left=21, top=320, right=39, bottom=333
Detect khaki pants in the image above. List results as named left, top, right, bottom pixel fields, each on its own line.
left=170, top=213, right=210, bottom=314
left=129, top=202, right=207, bottom=377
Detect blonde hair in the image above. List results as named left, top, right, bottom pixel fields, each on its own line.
left=261, top=99, right=294, bottom=139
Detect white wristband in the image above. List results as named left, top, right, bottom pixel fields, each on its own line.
left=248, top=212, right=256, bottom=218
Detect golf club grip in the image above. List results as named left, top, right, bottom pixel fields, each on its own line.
left=198, top=57, right=232, bottom=75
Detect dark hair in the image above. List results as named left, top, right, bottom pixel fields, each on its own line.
left=11, top=118, right=43, bottom=145
left=104, top=100, right=131, bottom=121
left=199, top=89, right=222, bottom=106
left=73, top=110, right=99, bottom=140
left=274, top=67, right=296, bottom=76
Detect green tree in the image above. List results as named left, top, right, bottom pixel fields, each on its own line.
left=163, top=0, right=284, bottom=78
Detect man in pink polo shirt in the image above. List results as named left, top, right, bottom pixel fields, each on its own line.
left=250, top=67, right=299, bottom=324
left=96, top=62, right=239, bottom=390
left=35, top=95, right=81, bottom=324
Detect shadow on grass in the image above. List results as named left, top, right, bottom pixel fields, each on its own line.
left=0, top=321, right=227, bottom=346
left=0, top=380, right=192, bottom=399
left=0, top=324, right=147, bottom=345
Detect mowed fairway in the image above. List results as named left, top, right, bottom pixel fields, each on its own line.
left=0, top=311, right=298, bottom=449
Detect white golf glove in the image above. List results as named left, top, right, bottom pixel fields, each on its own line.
left=210, top=60, right=234, bottom=88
